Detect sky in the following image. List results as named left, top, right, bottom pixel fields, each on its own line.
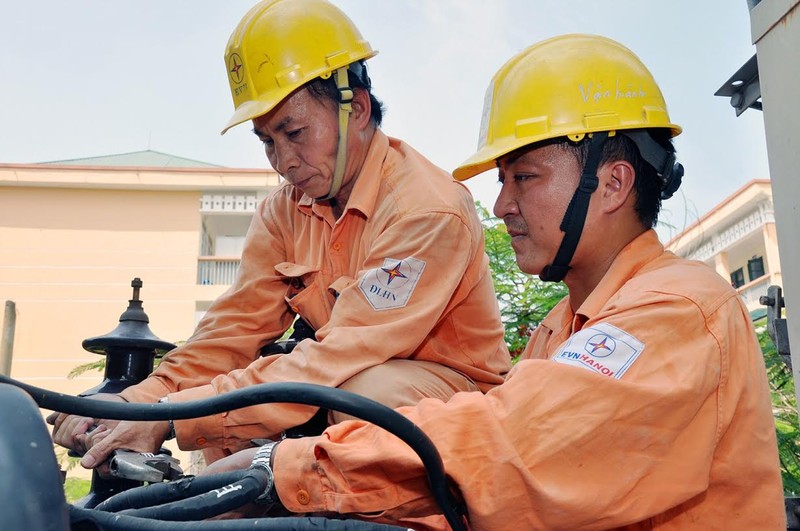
left=0, top=1, right=768, bottom=242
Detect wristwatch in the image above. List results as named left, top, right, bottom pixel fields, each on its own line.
left=157, top=396, right=176, bottom=440
left=250, top=441, right=279, bottom=505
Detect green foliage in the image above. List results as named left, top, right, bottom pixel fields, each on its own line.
left=63, top=477, right=91, bottom=503
left=68, top=359, right=106, bottom=379
left=477, top=202, right=567, bottom=357
left=758, top=324, right=800, bottom=494
left=55, top=447, right=80, bottom=472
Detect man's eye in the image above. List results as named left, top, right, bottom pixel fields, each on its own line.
left=261, top=138, right=274, bottom=147
left=287, top=128, right=302, bottom=139
left=514, top=173, right=536, bottom=182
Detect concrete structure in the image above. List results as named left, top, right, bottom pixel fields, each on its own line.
left=718, top=0, right=800, bottom=408
left=745, top=0, right=800, bottom=404
left=665, top=179, right=779, bottom=316
left=0, top=150, right=279, bottom=475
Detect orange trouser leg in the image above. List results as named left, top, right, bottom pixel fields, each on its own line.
left=330, top=359, right=479, bottom=424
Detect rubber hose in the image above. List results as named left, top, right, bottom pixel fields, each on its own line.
left=96, top=470, right=248, bottom=512
left=116, top=469, right=266, bottom=520
left=70, top=506, right=415, bottom=530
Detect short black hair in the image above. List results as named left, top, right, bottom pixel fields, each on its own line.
left=556, top=129, right=676, bottom=228
left=305, top=60, right=385, bottom=127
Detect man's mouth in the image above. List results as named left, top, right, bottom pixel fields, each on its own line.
left=504, top=225, right=526, bottom=238
left=291, top=175, right=313, bottom=188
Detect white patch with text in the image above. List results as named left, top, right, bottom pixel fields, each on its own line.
left=358, top=257, right=426, bottom=311
left=552, top=322, right=644, bottom=379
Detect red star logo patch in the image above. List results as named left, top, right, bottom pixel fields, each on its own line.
left=381, top=262, right=408, bottom=285
left=228, top=53, right=244, bottom=84
left=588, top=336, right=612, bottom=354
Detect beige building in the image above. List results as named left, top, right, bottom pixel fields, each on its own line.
left=0, top=150, right=279, bottom=475
left=665, top=179, right=780, bottom=316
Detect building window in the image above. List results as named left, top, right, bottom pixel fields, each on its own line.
left=731, top=268, right=745, bottom=289
left=747, top=256, right=765, bottom=282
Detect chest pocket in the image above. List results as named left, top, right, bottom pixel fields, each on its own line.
left=275, top=262, right=335, bottom=331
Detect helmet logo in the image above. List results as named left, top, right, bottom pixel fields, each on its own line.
left=579, top=80, right=647, bottom=104
left=228, top=53, right=244, bottom=84
left=579, top=82, right=611, bottom=103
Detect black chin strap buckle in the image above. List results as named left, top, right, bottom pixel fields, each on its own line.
left=540, top=264, right=571, bottom=283
left=621, top=130, right=684, bottom=200
left=660, top=158, right=684, bottom=200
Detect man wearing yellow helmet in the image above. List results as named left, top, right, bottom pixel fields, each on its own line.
left=207, top=34, right=784, bottom=529
left=50, top=0, right=510, bottom=468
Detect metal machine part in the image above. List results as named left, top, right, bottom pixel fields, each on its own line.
left=109, top=450, right=184, bottom=483
left=760, top=285, right=792, bottom=370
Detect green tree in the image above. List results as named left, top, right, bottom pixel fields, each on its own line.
left=758, top=324, right=800, bottom=494
left=477, top=202, right=567, bottom=358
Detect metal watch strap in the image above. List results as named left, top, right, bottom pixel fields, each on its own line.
left=157, top=396, right=176, bottom=440
left=250, top=442, right=279, bottom=505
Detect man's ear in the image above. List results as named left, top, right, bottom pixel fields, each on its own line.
left=350, top=88, right=372, bottom=130
left=601, top=160, right=636, bottom=213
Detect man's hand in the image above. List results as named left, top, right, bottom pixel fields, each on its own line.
left=46, top=393, right=125, bottom=455
left=200, top=446, right=260, bottom=476
left=79, top=418, right=172, bottom=470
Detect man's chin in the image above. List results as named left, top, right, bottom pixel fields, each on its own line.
left=513, top=256, right=543, bottom=276
left=296, top=182, right=329, bottom=200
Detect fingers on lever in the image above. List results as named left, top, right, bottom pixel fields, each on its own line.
left=81, top=446, right=102, bottom=469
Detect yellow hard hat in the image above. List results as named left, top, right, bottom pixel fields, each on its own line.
left=453, top=34, right=682, bottom=181
left=221, top=0, right=377, bottom=135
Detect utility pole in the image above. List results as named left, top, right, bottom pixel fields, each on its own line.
left=1, top=300, right=16, bottom=376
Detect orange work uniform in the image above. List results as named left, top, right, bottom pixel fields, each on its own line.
left=275, top=230, right=785, bottom=530
left=120, top=130, right=510, bottom=451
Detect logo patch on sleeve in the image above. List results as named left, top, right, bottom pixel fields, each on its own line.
left=552, top=322, right=644, bottom=379
left=358, top=257, right=426, bottom=311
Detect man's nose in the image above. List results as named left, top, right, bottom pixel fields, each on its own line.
left=271, top=142, right=300, bottom=175
left=493, top=181, right=518, bottom=218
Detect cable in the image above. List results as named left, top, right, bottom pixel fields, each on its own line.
left=0, top=375, right=467, bottom=531
left=115, top=468, right=267, bottom=521
left=96, top=470, right=248, bottom=512
left=70, top=506, right=415, bottom=530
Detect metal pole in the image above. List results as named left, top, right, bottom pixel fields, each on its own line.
left=1, top=301, right=16, bottom=376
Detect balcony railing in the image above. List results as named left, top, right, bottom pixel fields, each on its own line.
left=686, top=207, right=767, bottom=263
left=737, top=274, right=771, bottom=309
left=200, top=193, right=258, bottom=213
left=197, top=256, right=241, bottom=286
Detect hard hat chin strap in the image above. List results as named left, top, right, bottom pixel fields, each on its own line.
left=540, top=131, right=609, bottom=283
left=319, top=66, right=353, bottom=201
